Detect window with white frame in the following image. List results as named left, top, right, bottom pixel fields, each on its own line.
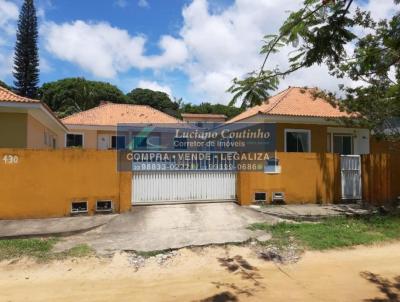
left=66, top=134, right=83, bottom=148
left=332, top=134, right=353, bottom=155
left=285, top=129, right=311, bottom=152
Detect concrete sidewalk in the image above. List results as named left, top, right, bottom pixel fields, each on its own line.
left=249, top=203, right=373, bottom=221
left=0, top=215, right=118, bottom=239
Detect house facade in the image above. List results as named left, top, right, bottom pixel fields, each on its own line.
left=0, top=86, right=67, bottom=149
left=228, top=87, right=370, bottom=155
left=121, top=87, right=372, bottom=205
left=61, top=102, right=182, bottom=149
left=3, top=86, right=397, bottom=220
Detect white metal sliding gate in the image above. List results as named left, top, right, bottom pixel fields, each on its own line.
left=341, top=155, right=362, bottom=200
left=132, top=172, right=236, bottom=204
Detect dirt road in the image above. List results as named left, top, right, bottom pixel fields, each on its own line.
left=1, top=243, right=399, bottom=302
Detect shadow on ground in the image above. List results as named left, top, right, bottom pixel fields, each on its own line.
left=361, top=271, right=400, bottom=302
left=195, top=254, right=265, bottom=302
left=197, top=291, right=238, bottom=302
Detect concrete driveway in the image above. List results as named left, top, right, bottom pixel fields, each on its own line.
left=55, top=202, right=280, bottom=253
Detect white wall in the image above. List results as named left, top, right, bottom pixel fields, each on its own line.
left=327, top=127, right=370, bottom=155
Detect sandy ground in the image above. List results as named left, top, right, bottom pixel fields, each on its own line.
left=1, top=243, right=400, bottom=302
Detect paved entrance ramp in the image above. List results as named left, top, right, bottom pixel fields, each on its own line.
left=55, top=203, right=279, bottom=253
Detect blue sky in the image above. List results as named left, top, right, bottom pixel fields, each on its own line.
left=0, top=0, right=396, bottom=104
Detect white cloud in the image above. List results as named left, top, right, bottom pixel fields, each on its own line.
left=363, top=0, right=396, bottom=21
left=40, top=0, right=398, bottom=104
left=0, top=0, right=18, bottom=79
left=138, top=80, right=172, bottom=96
left=42, top=20, right=188, bottom=78
left=40, top=56, right=53, bottom=73
left=0, top=0, right=18, bottom=35
left=179, top=0, right=304, bottom=103
left=178, top=0, right=397, bottom=103
left=115, top=0, right=128, bottom=8
left=138, top=0, right=149, bottom=8
left=0, top=51, right=13, bottom=78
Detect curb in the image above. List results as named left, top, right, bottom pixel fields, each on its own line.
left=0, top=215, right=118, bottom=240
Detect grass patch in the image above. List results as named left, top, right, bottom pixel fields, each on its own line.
left=0, top=238, right=58, bottom=261
left=250, top=214, right=400, bottom=251
left=135, top=250, right=170, bottom=258
left=57, top=244, right=94, bottom=259
left=0, top=238, right=94, bottom=262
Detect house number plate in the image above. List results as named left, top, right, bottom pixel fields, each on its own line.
left=2, top=155, right=19, bottom=164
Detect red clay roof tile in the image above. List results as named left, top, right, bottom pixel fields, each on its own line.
left=228, top=87, right=351, bottom=123
left=0, top=86, right=40, bottom=103
left=62, top=103, right=182, bottom=126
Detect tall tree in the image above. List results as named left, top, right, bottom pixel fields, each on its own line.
left=180, top=102, right=244, bottom=120
left=228, top=0, right=400, bottom=138
left=39, top=78, right=128, bottom=118
left=13, top=0, right=39, bottom=98
left=126, top=88, right=180, bottom=117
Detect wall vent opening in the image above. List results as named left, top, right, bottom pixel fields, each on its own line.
left=272, top=192, right=285, bottom=204
left=71, top=201, right=88, bottom=214
left=254, top=192, right=267, bottom=204
left=96, top=200, right=113, bottom=213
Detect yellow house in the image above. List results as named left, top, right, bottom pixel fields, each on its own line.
left=229, top=87, right=370, bottom=155
left=61, top=102, right=182, bottom=149
left=228, top=87, right=372, bottom=206
left=0, top=86, right=395, bottom=220
left=0, top=86, right=67, bottom=149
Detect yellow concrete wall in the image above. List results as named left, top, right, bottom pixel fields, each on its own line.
left=237, top=152, right=341, bottom=205
left=26, top=114, right=58, bottom=149
left=0, top=149, right=131, bottom=219
left=0, top=113, right=27, bottom=148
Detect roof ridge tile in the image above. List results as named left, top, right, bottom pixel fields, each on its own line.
left=263, top=87, right=294, bottom=114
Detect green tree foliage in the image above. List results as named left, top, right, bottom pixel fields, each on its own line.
left=228, top=0, right=400, bottom=138
left=0, top=80, right=11, bottom=90
left=13, top=0, right=39, bottom=98
left=126, top=88, right=180, bottom=117
left=38, top=78, right=127, bottom=118
left=180, top=102, right=244, bottom=120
